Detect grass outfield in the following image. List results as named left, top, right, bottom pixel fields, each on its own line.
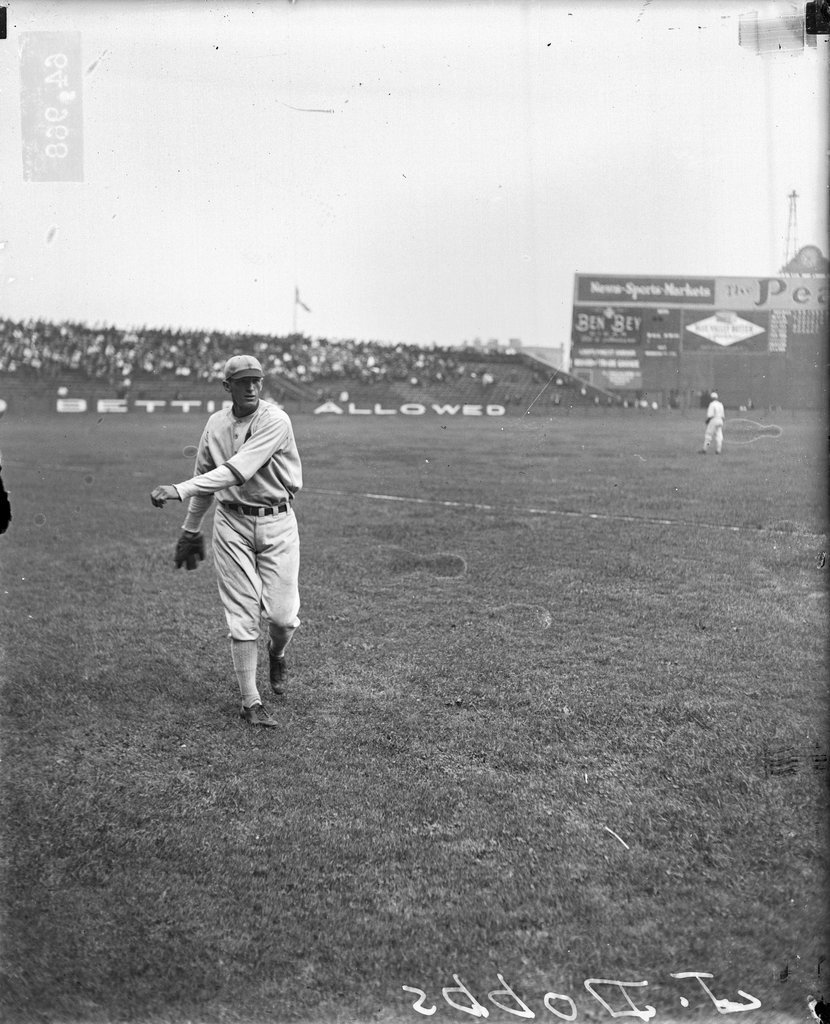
left=0, top=409, right=827, bottom=1024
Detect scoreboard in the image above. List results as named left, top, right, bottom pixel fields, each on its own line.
left=571, top=274, right=829, bottom=402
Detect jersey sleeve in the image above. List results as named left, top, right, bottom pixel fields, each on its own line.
left=173, top=418, right=238, bottom=500
left=175, top=464, right=239, bottom=500
left=181, top=492, right=215, bottom=533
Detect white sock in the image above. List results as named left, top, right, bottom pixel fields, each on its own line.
left=231, top=639, right=260, bottom=708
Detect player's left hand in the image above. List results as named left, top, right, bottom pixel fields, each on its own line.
left=174, top=531, right=205, bottom=570
left=150, top=485, right=180, bottom=508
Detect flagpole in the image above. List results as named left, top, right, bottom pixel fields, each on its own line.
left=292, top=286, right=297, bottom=335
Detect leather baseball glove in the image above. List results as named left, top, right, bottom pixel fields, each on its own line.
left=0, top=469, right=10, bottom=535
left=174, top=531, right=205, bottom=570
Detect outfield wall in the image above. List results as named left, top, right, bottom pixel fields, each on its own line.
left=0, top=370, right=611, bottom=418
left=571, top=273, right=829, bottom=408
left=49, top=397, right=510, bottom=417
left=0, top=379, right=516, bottom=418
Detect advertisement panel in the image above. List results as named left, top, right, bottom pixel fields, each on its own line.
left=569, top=360, right=642, bottom=391
left=641, top=308, right=681, bottom=356
left=681, top=309, right=769, bottom=351
left=575, top=276, right=716, bottom=306
left=569, top=329, right=643, bottom=390
left=574, top=274, right=828, bottom=311
left=714, top=276, right=829, bottom=310
left=571, top=306, right=643, bottom=346
left=570, top=305, right=681, bottom=390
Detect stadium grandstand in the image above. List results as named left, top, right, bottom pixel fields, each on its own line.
left=0, top=317, right=622, bottom=417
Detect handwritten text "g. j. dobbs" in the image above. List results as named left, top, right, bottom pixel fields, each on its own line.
left=402, top=972, right=762, bottom=1020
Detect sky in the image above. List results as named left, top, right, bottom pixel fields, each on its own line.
left=0, top=0, right=827, bottom=352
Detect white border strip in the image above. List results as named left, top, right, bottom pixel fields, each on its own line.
left=307, top=487, right=825, bottom=538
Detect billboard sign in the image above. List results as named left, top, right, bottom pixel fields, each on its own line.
left=575, top=276, right=716, bottom=306
left=568, top=356, right=642, bottom=390
left=574, top=274, right=828, bottom=311
left=641, top=308, right=681, bottom=356
left=684, top=312, right=766, bottom=347
left=714, top=276, right=829, bottom=310
left=572, top=307, right=642, bottom=345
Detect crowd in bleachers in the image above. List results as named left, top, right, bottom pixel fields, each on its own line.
left=0, top=317, right=504, bottom=390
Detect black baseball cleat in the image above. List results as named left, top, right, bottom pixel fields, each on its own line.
left=269, top=646, right=288, bottom=696
left=240, top=703, right=278, bottom=727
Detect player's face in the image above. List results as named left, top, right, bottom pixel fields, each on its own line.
left=225, top=375, right=263, bottom=416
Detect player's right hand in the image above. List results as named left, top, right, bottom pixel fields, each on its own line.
left=151, top=485, right=179, bottom=508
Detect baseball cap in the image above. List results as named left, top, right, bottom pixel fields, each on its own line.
left=223, top=355, right=264, bottom=381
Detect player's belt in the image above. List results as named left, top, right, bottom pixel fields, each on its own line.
left=223, top=502, right=290, bottom=517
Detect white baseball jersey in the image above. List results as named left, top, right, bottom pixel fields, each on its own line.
left=175, top=401, right=302, bottom=532
left=706, top=399, right=725, bottom=425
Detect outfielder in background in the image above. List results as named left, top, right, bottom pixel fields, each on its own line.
left=700, top=390, right=725, bottom=455
left=150, top=355, right=302, bottom=728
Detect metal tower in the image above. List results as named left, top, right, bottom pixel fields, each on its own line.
left=785, top=190, right=799, bottom=267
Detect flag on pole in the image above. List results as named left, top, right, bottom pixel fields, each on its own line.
left=294, top=287, right=311, bottom=313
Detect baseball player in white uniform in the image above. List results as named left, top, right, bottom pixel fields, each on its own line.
left=700, top=390, right=725, bottom=455
left=150, top=355, right=302, bottom=728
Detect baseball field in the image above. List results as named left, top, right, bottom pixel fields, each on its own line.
left=0, top=407, right=827, bottom=1024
